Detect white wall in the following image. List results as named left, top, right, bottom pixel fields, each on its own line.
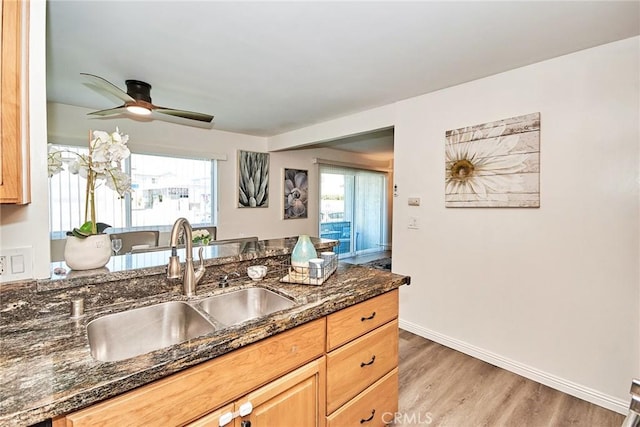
left=393, top=37, right=639, bottom=412
left=270, top=37, right=640, bottom=412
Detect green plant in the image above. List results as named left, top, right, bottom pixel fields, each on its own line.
left=192, top=229, right=211, bottom=245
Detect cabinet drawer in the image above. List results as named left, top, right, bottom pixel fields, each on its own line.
left=326, top=290, right=398, bottom=351
left=327, top=368, right=398, bottom=427
left=326, top=320, right=398, bottom=414
left=65, top=319, right=326, bottom=427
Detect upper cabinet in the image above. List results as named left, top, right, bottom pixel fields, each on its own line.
left=0, top=0, right=30, bottom=205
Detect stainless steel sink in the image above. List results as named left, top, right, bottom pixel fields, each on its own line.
left=197, top=288, right=295, bottom=326
left=87, top=301, right=216, bottom=362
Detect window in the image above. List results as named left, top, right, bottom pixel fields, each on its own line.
left=319, top=165, right=387, bottom=257
left=49, top=145, right=217, bottom=237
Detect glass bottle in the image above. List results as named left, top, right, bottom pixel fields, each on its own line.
left=291, top=235, right=318, bottom=273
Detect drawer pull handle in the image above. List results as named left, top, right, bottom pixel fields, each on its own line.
left=360, top=355, right=376, bottom=367
left=361, top=312, right=376, bottom=321
left=360, top=409, right=376, bottom=423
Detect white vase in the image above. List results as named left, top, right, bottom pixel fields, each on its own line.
left=64, top=234, right=112, bottom=270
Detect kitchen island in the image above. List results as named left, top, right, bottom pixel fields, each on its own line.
left=0, top=237, right=408, bottom=426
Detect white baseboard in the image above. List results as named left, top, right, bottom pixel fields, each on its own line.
left=399, top=319, right=629, bottom=415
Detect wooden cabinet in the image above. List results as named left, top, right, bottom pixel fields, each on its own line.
left=0, top=0, right=30, bottom=204
left=326, top=290, right=399, bottom=351
left=327, top=369, right=398, bottom=427
left=57, top=290, right=400, bottom=427
left=326, top=320, right=398, bottom=413
left=236, top=358, right=325, bottom=427
left=325, top=290, right=399, bottom=425
left=190, top=358, right=325, bottom=427
left=63, top=319, right=325, bottom=427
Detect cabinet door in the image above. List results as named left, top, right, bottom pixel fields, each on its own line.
left=186, top=403, right=235, bottom=427
left=0, top=0, right=30, bottom=205
left=235, top=357, right=326, bottom=427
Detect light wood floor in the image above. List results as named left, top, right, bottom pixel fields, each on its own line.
left=398, top=330, right=625, bottom=427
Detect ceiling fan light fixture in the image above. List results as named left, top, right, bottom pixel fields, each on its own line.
left=126, top=105, right=152, bottom=116
left=81, top=74, right=213, bottom=127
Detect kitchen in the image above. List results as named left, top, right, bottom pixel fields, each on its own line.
left=1, top=1, right=639, bottom=426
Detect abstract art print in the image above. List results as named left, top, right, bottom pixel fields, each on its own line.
left=238, top=150, right=269, bottom=208
left=283, top=168, right=308, bottom=219
left=445, top=112, right=540, bottom=208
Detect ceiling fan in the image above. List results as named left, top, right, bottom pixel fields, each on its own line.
left=80, top=73, right=214, bottom=127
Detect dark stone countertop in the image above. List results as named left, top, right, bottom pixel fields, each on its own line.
left=0, top=237, right=408, bottom=426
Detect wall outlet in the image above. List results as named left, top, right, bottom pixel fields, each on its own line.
left=0, top=256, right=6, bottom=275
left=408, top=217, right=420, bottom=229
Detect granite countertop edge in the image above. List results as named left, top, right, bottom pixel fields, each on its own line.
left=0, top=263, right=407, bottom=426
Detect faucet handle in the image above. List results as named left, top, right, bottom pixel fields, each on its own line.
left=196, top=247, right=205, bottom=271
left=194, top=246, right=206, bottom=281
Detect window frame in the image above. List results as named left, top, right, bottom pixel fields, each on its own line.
left=48, top=144, right=218, bottom=239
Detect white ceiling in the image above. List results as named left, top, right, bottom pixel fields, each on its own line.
left=46, top=1, right=639, bottom=149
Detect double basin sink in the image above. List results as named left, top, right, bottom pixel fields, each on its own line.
left=87, top=288, right=296, bottom=362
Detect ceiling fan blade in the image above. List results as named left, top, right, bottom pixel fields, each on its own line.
left=150, top=110, right=214, bottom=129
left=154, top=107, right=214, bottom=123
left=81, top=73, right=135, bottom=103
left=87, top=106, right=128, bottom=117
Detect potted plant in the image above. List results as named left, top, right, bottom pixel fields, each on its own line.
left=48, top=128, right=132, bottom=270
left=192, top=229, right=211, bottom=246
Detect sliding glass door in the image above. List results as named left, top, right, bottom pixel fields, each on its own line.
left=319, top=165, right=387, bottom=258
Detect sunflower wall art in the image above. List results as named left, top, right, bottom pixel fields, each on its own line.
left=283, top=168, right=309, bottom=219
left=238, top=150, right=269, bottom=208
left=445, top=112, right=540, bottom=208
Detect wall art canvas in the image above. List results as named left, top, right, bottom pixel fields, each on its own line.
left=283, top=168, right=309, bottom=219
left=238, top=150, right=269, bottom=208
left=445, top=112, right=540, bottom=208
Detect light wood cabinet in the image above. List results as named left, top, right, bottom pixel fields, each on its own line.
left=326, top=290, right=398, bottom=351
left=57, top=290, right=400, bottom=427
left=326, top=320, right=398, bottom=413
left=190, top=358, right=325, bottom=427
left=327, top=369, right=398, bottom=427
left=63, top=319, right=325, bottom=427
left=0, top=0, right=30, bottom=204
left=326, top=290, right=399, bottom=425
left=236, top=358, right=325, bottom=427
left=185, top=404, right=235, bottom=427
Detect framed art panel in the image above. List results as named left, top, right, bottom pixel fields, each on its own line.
left=283, top=168, right=308, bottom=219
left=238, top=150, right=269, bottom=208
left=445, top=112, right=540, bottom=208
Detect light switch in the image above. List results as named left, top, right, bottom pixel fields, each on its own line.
left=408, top=197, right=420, bottom=206
left=11, top=254, right=25, bottom=274
left=408, top=217, right=419, bottom=229
left=0, top=247, right=32, bottom=283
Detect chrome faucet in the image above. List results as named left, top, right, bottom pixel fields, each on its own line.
left=218, top=271, right=240, bottom=288
left=167, top=218, right=206, bottom=297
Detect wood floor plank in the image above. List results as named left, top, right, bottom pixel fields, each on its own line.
left=398, top=330, right=625, bottom=427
